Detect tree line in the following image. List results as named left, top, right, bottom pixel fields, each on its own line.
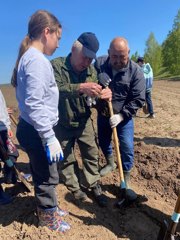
left=131, top=9, right=180, bottom=78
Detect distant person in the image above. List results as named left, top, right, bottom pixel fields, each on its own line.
left=51, top=32, right=112, bottom=207
left=0, top=89, right=18, bottom=204
left=11, top=10, right=70, bottom=232
left=137, top=57, right=155, bottom=118
left=94, top=37, right=145, bottom=201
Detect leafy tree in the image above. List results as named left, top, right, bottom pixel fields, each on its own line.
left=162, top=9, right=180, bottom=75
left=144, top=32, right=162, bottom=76
left=172, top=9, right=180, bottom=30
left=131, top=51, right=139, bottom=62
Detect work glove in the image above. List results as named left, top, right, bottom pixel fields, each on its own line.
left=109, top=113, right=124, bottom=128
left=43, top=136, right=64, bottom=164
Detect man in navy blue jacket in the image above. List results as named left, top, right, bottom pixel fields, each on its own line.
left=95, top=37, right=145, bottom=199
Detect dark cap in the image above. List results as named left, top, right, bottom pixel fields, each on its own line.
left=77, top=32, right=99, bottom=59
left=137, top=56, right=144, bottom=63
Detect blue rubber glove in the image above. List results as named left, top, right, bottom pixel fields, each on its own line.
left=44, top=136, right=64, bottom=164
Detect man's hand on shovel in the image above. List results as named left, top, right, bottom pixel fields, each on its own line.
left=109, top=114, right=124, bottom=128
left=98, top=72, right=137, bottom=208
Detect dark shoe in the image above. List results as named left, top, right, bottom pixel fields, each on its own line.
left=92, top=184, right=108, bottom=207
left=3, top=165, right=17, bottom=184
left=72, top=189, right=88, bottom=201
left=0, top=188, right=13, bottom=205
left=116, top=189, right=137, bottom=209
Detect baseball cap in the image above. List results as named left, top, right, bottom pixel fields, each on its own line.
left=137, top=56, right=144, bottom=63
left=77, top=32, right=99, bottom=59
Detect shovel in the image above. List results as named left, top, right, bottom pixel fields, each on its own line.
left=9, top=114, right=19, bottom=127
left=0, top=132, right=31, bottom=192
left=98, top=72, right=137, bottom=207
left=157, top=192, right=180, bottom=240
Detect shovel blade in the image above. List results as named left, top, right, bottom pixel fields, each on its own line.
left=115, top=188, right=137, bottom=208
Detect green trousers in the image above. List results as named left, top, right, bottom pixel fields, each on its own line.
left=54, top=118, right=100, bottom=192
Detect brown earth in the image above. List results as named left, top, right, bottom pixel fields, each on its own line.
left=0, top=80, right=179, bottom=240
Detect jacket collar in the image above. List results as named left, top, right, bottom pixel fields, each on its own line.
left=62, top=53, right=92, bottom=76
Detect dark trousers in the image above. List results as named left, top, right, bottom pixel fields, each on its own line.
left=16, top=118, right=59, bottom=208
left=54, top=118, right=100, bottom=192
left=97, top=114, right=134, bottom=172
left=146, top=90, right=154, bottom=114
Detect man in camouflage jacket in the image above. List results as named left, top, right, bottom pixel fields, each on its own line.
left=51, top=32, right=111, bottom=207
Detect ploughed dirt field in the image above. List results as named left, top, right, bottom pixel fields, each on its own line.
left=0, top=80, right=179, bottom=240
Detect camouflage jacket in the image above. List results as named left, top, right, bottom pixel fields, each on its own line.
left=51, top=54, right=98, bottom=129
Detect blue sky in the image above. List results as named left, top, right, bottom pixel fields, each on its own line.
left=0, top=0, right=179, bottom=84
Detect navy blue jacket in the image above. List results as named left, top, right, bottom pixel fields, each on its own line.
left=95, top=56, right=146, bottom=119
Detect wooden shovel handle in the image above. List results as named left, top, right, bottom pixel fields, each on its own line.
left=163, top=193, right=180, bottom=239
left=174, top=192, right=180, bottom=213
left=10, top=114, right=18, bottom=126
left=107, top=101, right=124, bottom=182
